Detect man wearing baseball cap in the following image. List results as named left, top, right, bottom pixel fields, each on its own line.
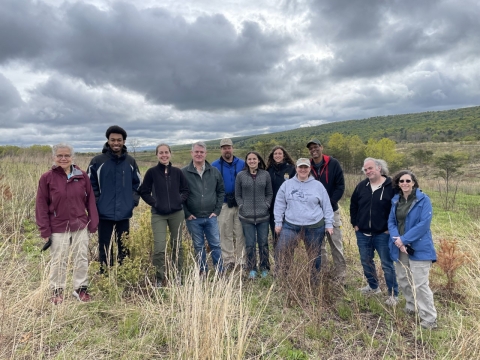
left=307, top=138, right=346, bottom=283
left=212, top=138, right=246, bottom=270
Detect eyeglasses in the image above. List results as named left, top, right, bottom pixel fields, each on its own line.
left=399, top=179, right=412, bottom=183
left=56, top=154, right=71, bottom=159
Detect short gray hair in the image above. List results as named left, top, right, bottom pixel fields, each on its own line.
left=52, top=143, right=75, bottom=158
left=363, top=157, right=389, bottom=176
left=191, top=141, right=207, bottom=151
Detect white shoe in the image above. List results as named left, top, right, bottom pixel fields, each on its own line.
left=358, top=285, right=381, bottom=295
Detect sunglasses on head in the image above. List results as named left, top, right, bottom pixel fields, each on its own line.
left=399, top=179, right=412, bottom=183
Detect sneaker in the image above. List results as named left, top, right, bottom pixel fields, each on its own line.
left=420, top=320, right=438, bottom=329
left=358, top=285, right=381, bottom=295
left=261, top=270, right=269, bottom=278
left=51, top=289, right=64, bottom=305
left=385, top=296, right=399, bottom=306
left=248, top=270, right=257, bottom=279
left=405, top=307, right=416, bottom=315
left=72, top=288, right=91, bottom=302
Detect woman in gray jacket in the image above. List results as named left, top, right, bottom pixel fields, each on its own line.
left=235, top=151, right=273, bottom=279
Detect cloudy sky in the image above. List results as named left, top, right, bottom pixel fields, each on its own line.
left=1, top=0, right=479, bottom=152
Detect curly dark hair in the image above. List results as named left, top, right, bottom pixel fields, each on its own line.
left=266, top=146, right=295, bottom=169
left=392, top=170, right=420, bottom=193
left=243, top=151, right=267, bottom=171
left=105, top=125, right=127, bottom=140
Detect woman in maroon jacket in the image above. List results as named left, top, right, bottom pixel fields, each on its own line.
left=36, top=143, right=99, bottom=304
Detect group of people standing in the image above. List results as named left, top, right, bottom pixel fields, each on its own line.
left=35, top=126, right=438, bottom=329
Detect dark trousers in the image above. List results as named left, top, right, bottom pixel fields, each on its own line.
left=242, top=221, right=270, bottom=272
left=98, top=219, right=130, bottom=269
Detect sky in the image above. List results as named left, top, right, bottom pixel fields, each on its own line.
left=1, top=0, right=479, bottom=152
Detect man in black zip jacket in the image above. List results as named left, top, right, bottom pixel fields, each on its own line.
left=350, top=157, right=398, bottom=305
left=307, top=139, right=346, bottom=283
left=88, top=125, right=141, bottom=272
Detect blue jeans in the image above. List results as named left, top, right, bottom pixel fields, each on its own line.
left=275, top=222, right=325, bottom=282
left=186, top=217, right=223, bottom=273
left=356, top=231, right=398, bottom=296
left=242, top=221, right=270, bottom=272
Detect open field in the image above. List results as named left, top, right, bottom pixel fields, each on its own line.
left=1, top=153, right=479, bottom=359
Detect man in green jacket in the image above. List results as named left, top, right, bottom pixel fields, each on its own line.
left=182, top=141, right=225, bottom=274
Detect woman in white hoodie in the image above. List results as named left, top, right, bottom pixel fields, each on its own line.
left=274, top=158, right=334, bottom=283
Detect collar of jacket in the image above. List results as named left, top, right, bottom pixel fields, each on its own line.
left=101, top=142, right=127, bottom=159
left=187, top=159, right=212, bottom=172
left=52, top=164, right=83, bottom=177
left=365, top=175, right=392, bottom=188
left=157, top=162, right=172, bottom=171
left=219, top=156, right=238, bottom=166
left=309, top=155, right=331, bottom=183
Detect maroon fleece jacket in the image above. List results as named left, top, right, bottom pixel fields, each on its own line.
left=35, top=165, right=99, bottom=238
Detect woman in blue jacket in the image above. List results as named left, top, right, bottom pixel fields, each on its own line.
left=388, top=170, right=437, bottom=329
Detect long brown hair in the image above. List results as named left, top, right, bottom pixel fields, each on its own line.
left=266, top=146, right=295, bottom=169
left=243, top=151, right=266, bottom=171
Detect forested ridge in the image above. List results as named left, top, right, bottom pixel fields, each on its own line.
left=173, top=105, right=480, bottom=151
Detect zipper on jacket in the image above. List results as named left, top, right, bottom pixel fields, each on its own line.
left=123, top=170, right=125, bottom=187
left=253, top=175, right=257, bottom=224
left=165, top=167, right=171, bottom=212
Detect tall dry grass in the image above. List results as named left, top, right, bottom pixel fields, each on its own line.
left=1, top=153, right=480, bottom=359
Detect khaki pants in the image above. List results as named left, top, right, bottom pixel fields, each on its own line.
left=49, top=229, right=89, bottom=291
left=217, top=203, right=245, bottom=265
left=396, top=252, right=437, bottom=323
left=320, top=209, right=346, bottom=279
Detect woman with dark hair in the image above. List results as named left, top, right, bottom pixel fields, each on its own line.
left=266, top=146, right=296, bottom=246
left=36, top=143, right=99, bottom=304
left=235, top=151, right=273, bottom=279
left=388, top=170, right=438, bottom=329
left=139, top=143, right=189, bottom=287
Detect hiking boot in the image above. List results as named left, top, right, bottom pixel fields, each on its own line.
left=358, top=285, right=381, bottom=295
left=51, top=289, right=64, bottom=305
left=72, top=288, right=91, bottom=302
left=385, top=296, right=399, bottom=306
left=405, top=307, right=416, bottom=315
left=248, top=270, right=257, bottom=279
left=420, top=320, right=438, bottom=329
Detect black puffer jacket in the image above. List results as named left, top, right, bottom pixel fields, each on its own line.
left=350, top=176, right=394, bottom=235
left=235, top=170, right=273, bottom=224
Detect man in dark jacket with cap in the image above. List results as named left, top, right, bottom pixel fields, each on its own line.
left=307, top=138, right=346, bottom=283
left=88, top=125, right=141, bottom=271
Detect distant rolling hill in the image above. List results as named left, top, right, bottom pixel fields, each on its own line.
left=172, top=105, right=480, bottom=151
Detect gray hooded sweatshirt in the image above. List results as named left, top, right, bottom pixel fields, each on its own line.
left=274, top=175, right=334, bottom=228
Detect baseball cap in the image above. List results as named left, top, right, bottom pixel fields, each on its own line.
left=220, top=138, right=233, bottom=147
left=296, top=158, right=310, bottom=167
left=306, top=139, right=321, bottom=148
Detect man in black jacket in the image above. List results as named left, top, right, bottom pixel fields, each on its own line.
left=350, top=157, right=398, bottom=305
left=307, top=139, right=346, bottom=283
left=88, top=125, right=141, bottom=271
